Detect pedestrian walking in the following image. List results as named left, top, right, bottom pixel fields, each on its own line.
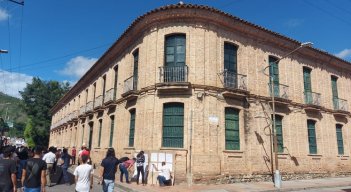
left=74, top=155, right=94, bottom=192
left=42, top=146, right=56, bottom=187
left=16, top=144, right=29, bottom=180
left=99, top=148, right=120, bottom=192
left=0, top=146, right=17, bottom=192
left=71, top=146, right=77, bottom=165
left=119, top=157, right=136, bottom=183
left=21, top=146, right=47, bottom=192
left=136, top=151, right=146, bottom=185
left=60, top=148, right=71, bottom=185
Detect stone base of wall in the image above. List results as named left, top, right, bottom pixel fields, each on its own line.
left=193, top=172, right=351, bottom=184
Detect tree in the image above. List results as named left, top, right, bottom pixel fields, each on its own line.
left=20, top=77, right=70, bottom=147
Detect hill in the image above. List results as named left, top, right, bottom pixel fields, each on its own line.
left=0, top=92, right=27, bottom=137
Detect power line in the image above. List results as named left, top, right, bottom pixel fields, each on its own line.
left=325, top=0, right=351, bottom=16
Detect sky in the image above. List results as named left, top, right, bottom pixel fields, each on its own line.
left=0, top=0, right=351, bottom=98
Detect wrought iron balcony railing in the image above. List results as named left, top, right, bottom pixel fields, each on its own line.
left=86, top=101, right=94, bottom=112
left=104, top=88, right=115, bottom=103
left=94, top=95, right=103, bottom=108
left=159, top=65, right=188, bottom=83
left=304, top=91, right=321, bottom=106
left=79, top=105, right=86, bottom=115
left=268, top=83, right=289, bottom=99
left=220, top=70, right=247, bottom=90
left=333, top=97, right=348, bottom=111
left=124, top=76, right=138, bottom=93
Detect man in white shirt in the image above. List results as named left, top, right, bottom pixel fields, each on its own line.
left=152, top=162, right=172, bottom=186
left=74, top=155, right=94, bottom=192
left=42, top=147, right=56, bottom=187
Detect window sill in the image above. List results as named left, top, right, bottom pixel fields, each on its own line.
left=94, top=147, right=101, bottom=149
left=308, top=154, right=322, bottom=157
left=160, top=147, right=187, bottom=151
left=223, top=150, right=244, bottom=153
left=337, top=155, right=349, bottom=158
left=124, top=147, right=135, bottom=150
left=277, top=153, right=289, bottom=156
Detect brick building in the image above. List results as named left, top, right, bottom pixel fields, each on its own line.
left=49, top=3, right=351, bottom=183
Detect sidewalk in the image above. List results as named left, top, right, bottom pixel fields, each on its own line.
left=116, top=177, right=351, bottom=192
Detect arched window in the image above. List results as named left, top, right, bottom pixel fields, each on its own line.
left=225, top=108, right=240, bottom=150
left=336, top=124, right=344, bottom=155
left=162, top=103, right=184, bottom=148
left=98, top=119, right=103, bottom=147
left=133, top=49, right=139, bottom=90
left=307, top=120, right=317, bottom=154
left=129, top=109, right=136, bottom=147
left=109, top=115, right=115, bottom=147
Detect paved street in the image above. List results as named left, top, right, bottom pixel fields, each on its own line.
left=295, top=186, right=351, bottom=192
left=44, top=180, right=127, bottom=192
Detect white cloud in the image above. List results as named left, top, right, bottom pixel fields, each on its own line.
left=59, top=56, right=97, bottom=79
left=284, top=19, right=303, bottom=28
left=0, top=70, right=33, bottom=98
left=335, top=49, right=351, bottom=59
left=0, top=8, right=10, bottom=22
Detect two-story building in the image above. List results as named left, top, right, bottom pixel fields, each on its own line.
left=49, top=3, right=351, bottom=183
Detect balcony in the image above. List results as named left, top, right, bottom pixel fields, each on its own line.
left=333, top=98, right=349, bottom=116
left=304, top=91, right=323, bottom=111
left=156, top=65, right=190, bottom=91
left=86, top=101, right=94, bottom=113
left=268, top=83, right=291, bottom=105
left=104, top=88, right=115, bottom=105
left=94, top=95, right=103, bottom=111
left=122, top=75, right=138, bottom=100
left=79, top=105, right=86, bottom=116
left=219, top=70, right=248, bottom=98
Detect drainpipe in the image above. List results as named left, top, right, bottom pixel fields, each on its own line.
left=187, top=109, right=193, bottom=186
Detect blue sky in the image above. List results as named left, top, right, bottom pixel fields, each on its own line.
left=0, top=0, right=350, bottom=98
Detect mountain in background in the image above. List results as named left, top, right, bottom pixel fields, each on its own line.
left=0, top=92, right=27, bottom=137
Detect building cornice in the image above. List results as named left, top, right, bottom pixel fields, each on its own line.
left=51, top=3, right=351, bottom=114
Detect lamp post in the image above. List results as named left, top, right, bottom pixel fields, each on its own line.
left=264, top=42, right=313, bottom=188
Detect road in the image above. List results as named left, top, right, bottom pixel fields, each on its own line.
left=45, top=179, right=127, bottom=192
left=293, top=186, right=351, bottom=192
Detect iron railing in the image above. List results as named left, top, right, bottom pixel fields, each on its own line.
left=268, top=83, right=289, bottom=99
left=333, top=98, right=348, bottom=111
left=124, top=75, right=138, bottom=93
left=79, top=105, right=86, bottom=115
left=86, top=101, right=94, bottom=112
left=104, top=88, right=115, bottom=103
left=304, top=91, right=321, bottom=106
left=94, top=95, right=103, bottom=108
left=159, top=65, right=188, bottom=83
left=220, top=70, right=247, bottom=90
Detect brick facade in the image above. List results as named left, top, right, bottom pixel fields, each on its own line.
left=49, top=4, right=351, bottom=184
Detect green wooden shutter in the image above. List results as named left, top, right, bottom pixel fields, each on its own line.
left=224, top=43, right=238, bottom=88
left=165, top=35, right=186, bottom=82
left=225, top=108, right=240, bottom=150
left=307, top=120, right=317, bottom=154
left=269, top=57, right=280, bottom=97
left=303, top=68, right=312, bottom=104
left=336, top=124, right=344, bottom=155
left=274, top=115, right=284, bottom=153
left=81, top=125, right=85, bottom=145
left=129, top=109, right=136, bottom=147
left=133, top=50, right=139, bottom=90
left=109, top=116, right=114, bottom=147
left=113, top=67, right=118, bottom=100
left=331, top=76, right=339, bottom=109
left=162, top=103, right=184, bottom=148
left=98, top=119, right=102, bottom=147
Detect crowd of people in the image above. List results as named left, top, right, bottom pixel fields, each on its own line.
left=0, top=139, right=173, bottom=192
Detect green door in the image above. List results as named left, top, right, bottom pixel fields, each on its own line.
left=269, top=57, right=280, bottom=97
left=274, top=115, right=284, bottom=153
left=133, top=50, right=139, bottom=90
left=303, top=68, right=312, bottom=104
left=109, top=116, right=114, bottom=147
left=162, top=103, right=184, bottom=148
left=165, top=35, right=186, bottom=82
left=224, top=43, right=238, bottom=88
left=307, top=120, right=317, bottom=154
left=336, top=124, right=344, bottom=155
left=88, top=122, right=93, bottom=149
left=331, top=76, right=339, bottom=109
left=98, top=120, right=102, bottom=147
left=129, top=109, right=136, bottom=147
left=225, top=108, right=240, bottom=150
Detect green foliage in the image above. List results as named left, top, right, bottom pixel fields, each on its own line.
left=24, top=118, right=35, bottom=148
left=20, top=77, right=70, bottom=147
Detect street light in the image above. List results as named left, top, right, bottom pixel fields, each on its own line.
left=263, top=42, right=313, bottom=188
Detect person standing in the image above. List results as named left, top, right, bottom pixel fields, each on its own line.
left=99, top=148, right=119, bottom=192
left=71, top=146, right=77, bottom=165
left=42, top=147, right=56, bottom=187
left=21, top=146, right=47, bottom=192
left=16, top=144, right=29, bottom=180
left=136, top=151, right=145, bottom=185
left=152, top=162, right=172, bottom=187
left=74, top=155, right=94, bottom=192
left=119, top=157, right=136, bottom=183
left=60, top=148, right=71, bottom=185
left=0, top=146, right=17, bottom=192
